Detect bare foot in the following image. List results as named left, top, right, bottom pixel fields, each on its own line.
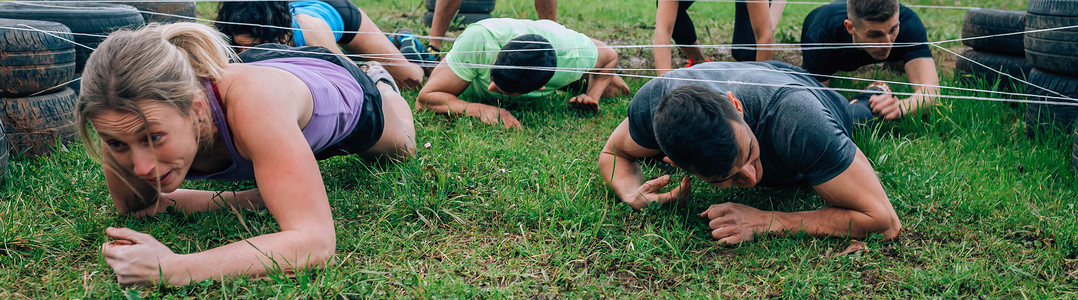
left=602, top=76, right=631, bottom=97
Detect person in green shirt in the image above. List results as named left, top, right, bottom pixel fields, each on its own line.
left=417, top=18, right=629, bottom=129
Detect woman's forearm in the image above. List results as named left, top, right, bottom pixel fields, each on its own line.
left=163, top=229, right=335, bottom=285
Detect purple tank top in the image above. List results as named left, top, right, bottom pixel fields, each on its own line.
left=186, top=57, right=365, bottom=181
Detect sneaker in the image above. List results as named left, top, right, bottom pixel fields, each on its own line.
left=395, top=29, right=426, bottom=64
left=423, top=44, right=442, bottom=63
left=362, top=61, right=400, bottom=94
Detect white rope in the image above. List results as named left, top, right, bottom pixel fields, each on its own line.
left=4, top=2, right=1075, bottom=106
left=0, top=25, right=104, bottom=47
left=932, top=44, right=1067, bottom=99
left=6, top=0, right=991, bottom=10
left=223, top=45, right=1078, bottom=106
left=9, top=0, right=1061, bottom=51
left=4, top=21, right=1073, bottom=105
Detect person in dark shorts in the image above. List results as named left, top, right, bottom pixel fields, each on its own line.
left=801, top=0, right=939, bottom=120
left=652, top=0, right=785, bottom=75
left=598, top=61, right=901, bottom=244
left=77, top=23, right=414, bottom=285
left=216, top=0, right=425, bottom=89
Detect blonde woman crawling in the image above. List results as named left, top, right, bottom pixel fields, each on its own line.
left=77, top=22, right=415, bottom=285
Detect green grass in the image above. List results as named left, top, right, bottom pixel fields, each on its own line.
left=4, top=0, right=1078, bottom=297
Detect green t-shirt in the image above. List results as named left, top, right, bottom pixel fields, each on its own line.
left=446, top=18, right=599, bottom=102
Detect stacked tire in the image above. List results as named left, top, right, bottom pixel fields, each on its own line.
left=423, top=0, right=495, bottom=28
left=0, top=18, right=78, bottom=158
left=0, top=1, right=145, bottom=97
left=120, top=0, right=197, bottom=24
left=956, top=9, right=1030, bottom=90
left=0, top=3, right=143, bottom=159
left=1020, top=0, right=1078, bottom=172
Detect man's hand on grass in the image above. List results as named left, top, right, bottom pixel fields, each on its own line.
left=699, top=202, right=784, bottom=244
left=623, top=175, right=691, bottom=211
left=102, top=227, right=183, bottom=286
left=474, top=105, right=521, bottom=129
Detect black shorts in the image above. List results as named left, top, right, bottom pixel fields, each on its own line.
left=320, top=0, right=363, bottom=45
left=315, top=67, right=384, bottom=160
left=732, top=0, right=772, bottom=62
left=237, top=43, right=385, bottom=160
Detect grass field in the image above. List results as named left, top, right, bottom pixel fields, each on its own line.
left=3, top=0, right=1078, bottom=297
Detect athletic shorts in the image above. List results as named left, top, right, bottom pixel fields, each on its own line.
left=320, top=0, right=363, bottom=45
left=238, top=43, right=385, bottom=159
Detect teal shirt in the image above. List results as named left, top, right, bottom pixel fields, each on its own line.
left=446, top=18, right=599, bottom=102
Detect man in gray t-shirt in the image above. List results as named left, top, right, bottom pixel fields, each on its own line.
left=598, top=61, right=901, bottom=244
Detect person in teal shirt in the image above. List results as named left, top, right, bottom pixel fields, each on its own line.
left=216, top=0, right=425, bottom=90
left=417, top=18, right=629, bottom=129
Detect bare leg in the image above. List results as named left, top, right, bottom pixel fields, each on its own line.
left=429, top=0, right=462, bottom=50
left=362, top=82, right=416, bottom=159
left=535, top=0, right=557, bottom=20
left=341, top=9, right=424, bottom=90
left=679, top=41, right=706, bottom=63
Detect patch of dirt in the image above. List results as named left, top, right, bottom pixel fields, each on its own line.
left=861, top=268, right=879, bottom=285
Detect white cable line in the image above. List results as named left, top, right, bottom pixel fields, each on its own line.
left=0, top=25, right=106, bottom=45
left=9, top=0, right=1059, bottom=52
left=228, top=45, right=1078, bottom=106
left=3, top=1, right=458, bottom=43
left=5, top=21, right=1072, bottom=105
left=6, top=0, right=990, bottom=10
left=5, top=2, right=1075, bottom=105
left=7, top=24, right=93, bottom=96
left=443, top=59, right=1078, bottom=107
left=931, top=44, right=1068, bottom=99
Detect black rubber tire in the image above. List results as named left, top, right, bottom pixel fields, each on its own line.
left=68, top=75, right=80, bottom=96
left=961, top=8, right=1026, bottom=55
left=1025, top=68, right=1078, bottom=137
left=0, top=87, right=77, bottom=157
left=0, top=18, right=76, bottom=97
left=423, top=11, right=492, bottom=28
left=0, top=2, right=145, bottom=73
left=1023, top=13, right=1078, bottom=76
left=120, top=1, right=197, bottom=24
left=955, top=49, right=1031, bottom=90
left=1028, top=0, right=1078, bottom=17
left=425, top=0, right=496, bottom=13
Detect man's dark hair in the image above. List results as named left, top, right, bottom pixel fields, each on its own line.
left=490, top=34, right=557, bottom=95
left=848, top=0, right=899, bottom=23
left=216, top=1, right=294, bottom=46
left=653, top=85, right=746, bottom=178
